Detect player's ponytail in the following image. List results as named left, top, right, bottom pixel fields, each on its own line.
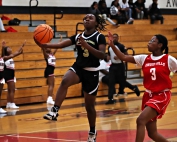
left=94, top=14, right=107, bottom=32
left=164, top=46, right=169, bottom=54
left=155, top=34, right=168, bottom=54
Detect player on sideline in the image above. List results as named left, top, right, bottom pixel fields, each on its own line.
left=42, top=35, right=63, bottom=105
left=0, top=41, right=6, bottom=114
left=34, top=14, right=107, bottom=142
left=2, top=40, right=25, bottom=109
left=107, top=32, right=177, bottom=142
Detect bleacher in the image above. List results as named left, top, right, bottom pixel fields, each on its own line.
left=1, top=13, right=177, bottom=106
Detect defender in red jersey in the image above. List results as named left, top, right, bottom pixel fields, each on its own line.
left=108, top=32, right=177, bottom=142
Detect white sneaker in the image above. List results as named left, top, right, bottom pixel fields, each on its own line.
left=127, top=18, right=134, bottom=24
left=0, top=108, right=7, bottom=113
left=47, top=96, right=55, bottom=105
left=10, top=103, right=19, bottom=109
left=87, top=131, right=97, bottom=142
left=6, top=102, right=11, bottom=108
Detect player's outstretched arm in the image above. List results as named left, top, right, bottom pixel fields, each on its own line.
left=3, top=40, right=25, bottom=61
left=34, top=37, right=72, bottom=49
left=107, top=32, right=136, bottom=64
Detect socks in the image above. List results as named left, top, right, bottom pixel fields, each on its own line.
left=90, top=126, right=95, bottom=134
left=52, top=105, right=60, bottom=112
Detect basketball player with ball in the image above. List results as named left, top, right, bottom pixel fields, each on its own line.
left=107, top=31, right=177, bottom=142
left=34, top=14, right=107, bottom=142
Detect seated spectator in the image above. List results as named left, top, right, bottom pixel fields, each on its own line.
left=98, top=0, right=105, bottom=8
left=110, top=0, right=126, bottom=24
left=128, top=0, right=136, bottom=18
left=148, top=0, right=163, bottom=24
left=120, top=0, right=134, bottom=24
left=89, top=1, right=101, bottom=15
left=134, top=0, right=145, bottom=19
left=0, top=18, right=6, bottom=32
left=98, top=0, right=118, bottom=26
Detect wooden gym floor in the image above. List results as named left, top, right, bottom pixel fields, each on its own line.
left=0, top=92, right=177, bottom=142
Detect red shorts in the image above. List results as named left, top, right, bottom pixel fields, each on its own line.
left=142, top=90, right=171, bottom=121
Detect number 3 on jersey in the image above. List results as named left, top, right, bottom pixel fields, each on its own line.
left=150, top=68, right=156, bottom=80
left=81, top=46, right=89, bottom=57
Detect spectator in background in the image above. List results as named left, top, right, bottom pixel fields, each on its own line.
left=128, top=0, right=136, bottom=18
left=134, top=0, right=145, bottom=19
left=0, top=18, right=6, bottom=32
left=148, top=0, right=163, bottom=24
left=110, top=0, right=126, bottom=24
left=120, top=0, right=134, bottom=24
left=98, top=0, right=118, bottom=26
left=105, top=33, right=140, bottom=104
left=89, top=2, right=101, bottom=15
left=98, top=0, right=105, bottom=8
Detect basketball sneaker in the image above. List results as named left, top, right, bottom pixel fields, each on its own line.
left=6, top=102, right=11, bottom=109
left=10, top=103, right=19, bottom=109
left=87, top=131, right=97, bottom=142
left=43, top=107, right=58, bottom=121
left=6, top=103, right=19, bottom=109
left=0, top=108, right=7, bottom=113
left=47, top=96, right=55, bottom=105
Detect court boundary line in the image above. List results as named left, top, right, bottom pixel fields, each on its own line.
left=6, top=135, right=85, bottom=142
left=6, top=109, right=177, bottom=135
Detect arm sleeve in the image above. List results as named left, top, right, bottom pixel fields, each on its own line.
left=168, top=55, right=177, bottom=73
left=134, top=55, right=148, bottom=66
left=69, top=35, right=76, bottom=45
left=98, top=34, right=106, bottom=45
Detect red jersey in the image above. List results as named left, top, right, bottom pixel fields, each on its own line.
left=142, top=54, right=171, bottom=92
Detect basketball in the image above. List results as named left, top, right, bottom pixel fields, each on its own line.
left=33, top=24, right=54, bottom=44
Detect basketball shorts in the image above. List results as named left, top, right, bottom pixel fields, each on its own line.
left=44, top=66, right=55, bottom=78
left=142, top=90, right=171, bottom=121
left=69, top=63, right=99, bottom=96
left=4, top=69, right=16, bottom=83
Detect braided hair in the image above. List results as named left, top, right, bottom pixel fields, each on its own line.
left=155, top=34, right=168, bottom=54
left=94, top=14, right=107, bottom=32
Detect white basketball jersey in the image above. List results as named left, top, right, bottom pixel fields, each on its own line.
left=5, top=58, right=15, bottom=70
left=47, top=54, right=56, bottom=67
left=0, top=58, right=4, bottom=71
